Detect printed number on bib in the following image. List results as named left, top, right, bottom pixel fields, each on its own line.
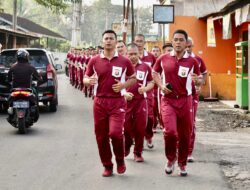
left=112, top=66, right=122, bottom=78
left=178, top=66, right=189, bottom=78
left=136, top=70, right=145, bottom=81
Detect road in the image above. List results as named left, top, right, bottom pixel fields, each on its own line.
left=0, top=74, right=231, bottom=190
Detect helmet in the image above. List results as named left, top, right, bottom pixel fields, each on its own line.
left=16, top=48, right=29, bottom=62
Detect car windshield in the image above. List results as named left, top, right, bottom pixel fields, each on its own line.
left=0, top=50, right=49, bottom=68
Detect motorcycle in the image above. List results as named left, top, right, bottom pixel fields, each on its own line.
left=7, top=81, right=39, bottom=134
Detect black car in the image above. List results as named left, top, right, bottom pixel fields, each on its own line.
left=0, top=48, right=62, bottom=112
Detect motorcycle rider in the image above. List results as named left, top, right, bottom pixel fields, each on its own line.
left=7, top=48, right=42, bottom=123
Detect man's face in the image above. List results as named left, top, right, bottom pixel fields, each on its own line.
left=134, top=36, right=145, bottom=50
left=163, top=46, right=173, bottom=54
left=98, top=49, right=103, bottom=54
left=186, top=41, right=193, bottom=54
left=85, top=49, right=90, bottom=56
left=151, top=48, right=161, bottom=58
left=127, top=46, right=139, bottom=66
left=116, top=42, right=127, bottom=55
left=91, top=49, right=97, bottom=56
left=172, top=33, right=187, bottom=53
left=102, top=33, right=117, bottom=50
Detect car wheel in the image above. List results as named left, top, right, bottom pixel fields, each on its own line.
left=0, top=103, right=8, bottom=113
left=65, top=67, right=69, bottom=77
left=49, top=97, right=57, bottom=112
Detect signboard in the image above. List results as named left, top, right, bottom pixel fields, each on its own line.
left=153, top=5, right=174, bottom=23
left=112, top=23, right=132, bottom=35
left=223, top=13, right=232, bottom=39
left=207, top=18, right=216, bottom=47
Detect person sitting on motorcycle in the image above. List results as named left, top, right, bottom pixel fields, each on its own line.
left=7, top=49, right=42, bottom=122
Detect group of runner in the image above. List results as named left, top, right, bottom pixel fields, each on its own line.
left=66, top=29, right=207, bottom=177
left=66, top=46, right=103, bottom=97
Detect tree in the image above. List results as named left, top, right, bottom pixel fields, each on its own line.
left=34, top=0, right=69, bottom=13
left=2, top=0, right=153, bottom=47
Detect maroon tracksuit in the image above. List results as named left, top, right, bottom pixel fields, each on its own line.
left=124, top=61, right=153, bottom=155
left=85, top=52, right=134, bottom=168
left=153, top=51, right=200, bottom=167
left=140, top=50, right=156, bottom=140
left=189, top=54, right=207, bottom=156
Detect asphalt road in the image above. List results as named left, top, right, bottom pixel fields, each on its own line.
left=0, top=74, right=231, bottom=190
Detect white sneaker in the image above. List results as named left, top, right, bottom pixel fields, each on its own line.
left=164, top=160, right=176, bottom=174
left=179, top=165, right=188, bottom=177
left=146, top=139, right=154, bottom=149
left=187, top=156, right=194, bottom=163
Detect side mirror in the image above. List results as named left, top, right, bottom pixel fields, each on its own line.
left=55, top=64, right=62, bottom=70
left=54, top=57, right=59, bottom=61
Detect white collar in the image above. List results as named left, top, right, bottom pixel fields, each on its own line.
left=143, top=50, right=148, bottom=57
left=100, top=51, right=119, bottom=58
left=190, top=52, right=195, bottom=58
left=170, top=50, right=190, bottom=58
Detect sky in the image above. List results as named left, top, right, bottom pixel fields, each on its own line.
left=83, top=0, right=159, bottom=7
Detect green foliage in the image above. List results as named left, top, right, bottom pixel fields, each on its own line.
left=58, top=40, right=71, bottom=52
left=2, top=0, right=153, bottom=49
left=34, top=0, right=67, bottom=13
left=81, top=0, right=152, bottom=45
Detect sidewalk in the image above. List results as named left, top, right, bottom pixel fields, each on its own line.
left=220, top=100, right=236, bottom=108
left=220, top=100, right=249, bottom=114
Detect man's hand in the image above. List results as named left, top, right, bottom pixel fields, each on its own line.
left=160, top=84, right=172, bottom=95
left=138, top=86, right=146, bottom=94
left=83, top=75, right=97, bottom=87
left=112, top=79, right=124, bottom=93
left=191, top=73, right=203, bottom=86
left=124, top=92, right=134, bottom=101
left=191, top=73, right=198, bottom=83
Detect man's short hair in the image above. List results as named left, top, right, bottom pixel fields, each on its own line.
left=152, top=46, right=161, bottom=50
left=187, top=37, right=194, bottom=44
left=162, top=43, right=173, bottom=49
left=102, top=29, right=117, bottom=39
left=117, top=40, right=126, bottom=46
left=135, top=33, right=145, bottom=40
left=127, top=43, right=139, bottom=51
left=173, top=29, right=188, bottom=41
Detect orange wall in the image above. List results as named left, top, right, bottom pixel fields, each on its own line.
left=169, top=16, right=240, bottom=99
left=170, top=16, right=238, bottom=73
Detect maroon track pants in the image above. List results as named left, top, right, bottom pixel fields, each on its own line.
left=145, top=97, right=154, bottom=140
left=189, top=94, right=199, bottom=156
left=161, top=95, right=193, bottom=167
left=93, top=97, right=126, bottom=167
left=124, top=98, right=147, bottom=155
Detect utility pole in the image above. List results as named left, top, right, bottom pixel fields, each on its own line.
left=122, top=0, right=130, bottom=42
left=13, top=0, right=17, bottom=48
left=161, top=0, right=171, bottom=45
left=71, top=0, right=82, bottom=47
left=131, top=0, right=134, bottom=42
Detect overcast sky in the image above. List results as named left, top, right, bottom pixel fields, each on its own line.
left=84, top=0, right=160, bottom=7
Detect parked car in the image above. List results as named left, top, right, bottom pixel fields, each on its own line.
left=64, top=58, right=69, bottom=77
left=0, top=48, right=62, bottom=112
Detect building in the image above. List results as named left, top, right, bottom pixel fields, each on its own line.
left=0, top=12, right=65, bottom=49
left=167, top=0, right=250, bottom=101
